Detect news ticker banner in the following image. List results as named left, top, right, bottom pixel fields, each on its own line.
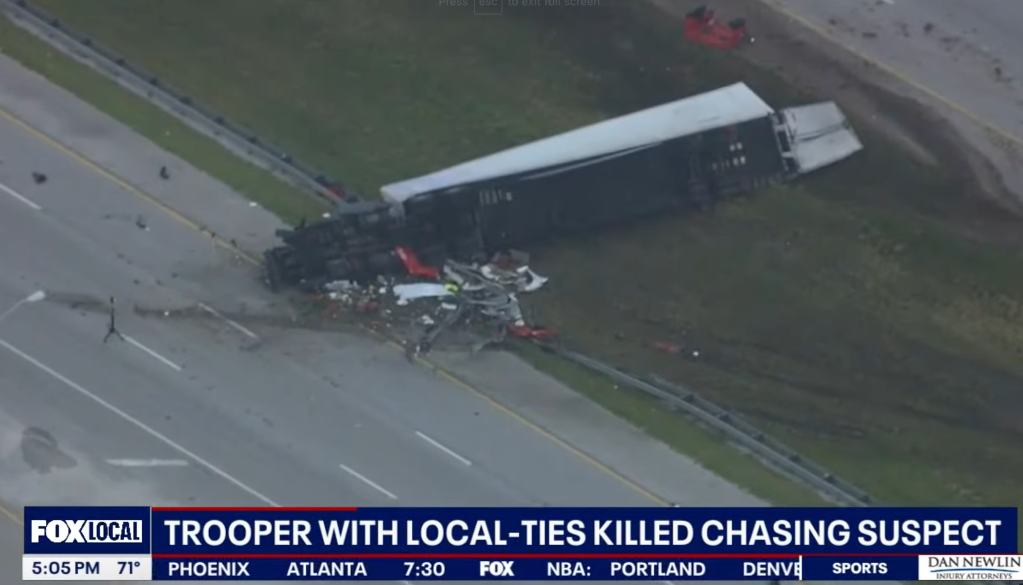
left=22, top=506, right=1020, bottom=581
left=22, top=554, right=1023, bottom=581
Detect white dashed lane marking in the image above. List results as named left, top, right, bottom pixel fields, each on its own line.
left=124, top=335, right=182, bottom=371
left=0, top=179, right=41, bottom=210
left=339, top=464, right=398, bottom=500
left=416, top=431, right=472, bottom=466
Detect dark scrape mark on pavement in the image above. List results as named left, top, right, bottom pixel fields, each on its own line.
left=21, top=427, right=76, bottom=474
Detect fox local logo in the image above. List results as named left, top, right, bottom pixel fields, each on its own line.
left=30, top=519, right=144, bottom=544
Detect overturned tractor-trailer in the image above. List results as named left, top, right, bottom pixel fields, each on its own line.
left=263, top=82, right=863, bottom=291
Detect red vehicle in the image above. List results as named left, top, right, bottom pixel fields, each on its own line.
left=683, top=5, right=754, bottom=51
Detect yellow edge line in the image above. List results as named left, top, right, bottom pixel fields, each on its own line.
left=0, top=502, right=21, bottom=525
left=0, top=103, right=672, bottom=508
left=0, top=105, right=252, bottom=260
left=410, top=347, right=670, bottom=506
left=757, top=0, right=1023, bottom=148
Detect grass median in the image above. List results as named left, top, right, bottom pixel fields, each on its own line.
left=13, top=0, right=1023, bottom=525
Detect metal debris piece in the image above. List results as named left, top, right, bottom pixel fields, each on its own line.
left=309, top=255, right=551, bottom=357
left=324, top=280, right=356, bottom=292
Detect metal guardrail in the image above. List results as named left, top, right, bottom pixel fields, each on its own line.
left=534, top=342, right=1017, bottom=584
left=0, top=0, right=349, bottom=205
left=533, top=341, right=875, bottom=507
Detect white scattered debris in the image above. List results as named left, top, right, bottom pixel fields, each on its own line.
left=393, top=283, right=453, bottom=303
left=520, top=268, right=548, bottom=292
left=477, top=263, right=549, bottom=293
left=312, top=248, right=554, bottom=354
left=324, top=280, right=356, bottom=292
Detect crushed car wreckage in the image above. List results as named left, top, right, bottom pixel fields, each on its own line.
left=263, top=82, right=862, bottom=349
left=305, top=248, right=556, bottom=357
left=683, top=5, right=754, bottom=50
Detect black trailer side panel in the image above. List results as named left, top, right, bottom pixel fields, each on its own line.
left=262, top=116, right=788, bottom=290
left=473, top=116, right=785, bottom=250
left=474, top=141, right=677, bottom=250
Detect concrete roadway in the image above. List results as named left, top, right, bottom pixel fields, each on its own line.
left=0, top=103, right=670, bottom=508
left=760, top=0, right=1023, bottom=202
left=0, top=117, right=640, bottom=584
left=0, top=44, right=763, bottom=511
left=0, top=74, right=736, bottom=585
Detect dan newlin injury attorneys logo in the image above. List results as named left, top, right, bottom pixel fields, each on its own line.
left=918, top=555, right=1021, bottom=580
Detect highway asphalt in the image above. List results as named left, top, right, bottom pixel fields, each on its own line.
left=0, top=42, right=770, bottom=510
left=762, top=0, right=1023, bottom=203
left=0, top=129, right=661, bottom=507
left=0, top=81, right=693, bottom=584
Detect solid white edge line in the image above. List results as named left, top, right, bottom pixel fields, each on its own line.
left=339, top=464, right=398, bottom=500
left=0, top=337, right=279, bottom=506
left=124, top=335, right=182, bottom=371
left=106, top=458, right=189, bottom=467
left=0, top=180, right=42, bottom=211
left=415, top=431, right=472, bottom=466
left=199, top=303, right=258, bottom=339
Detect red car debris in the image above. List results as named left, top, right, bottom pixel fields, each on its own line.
left=684, top=5, right=754, bottom=50
left=507, top=324, right=556, bottom=341
left=395, top=246, right=441, bottom=280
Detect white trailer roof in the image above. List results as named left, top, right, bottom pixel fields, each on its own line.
left=380, top=82, right=775, bottom=203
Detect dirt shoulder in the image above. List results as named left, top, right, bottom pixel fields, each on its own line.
left=646, top=0, right=1023, bottom=218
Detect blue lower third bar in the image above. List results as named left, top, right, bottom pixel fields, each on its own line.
left=801, top=556, right=919, bottom=581
left=153, top=557, right=803, bottom=580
